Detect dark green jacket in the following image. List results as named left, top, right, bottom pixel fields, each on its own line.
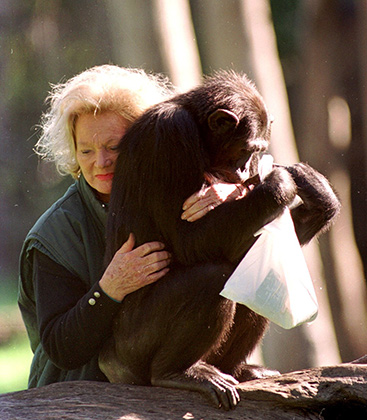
left=18, top=175, right=110, bottom=387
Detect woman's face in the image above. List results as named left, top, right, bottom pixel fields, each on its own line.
left=75, top=111, right=128, bottom=203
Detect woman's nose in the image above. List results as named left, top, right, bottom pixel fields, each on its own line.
left=95, top=150, right=112, bottom=168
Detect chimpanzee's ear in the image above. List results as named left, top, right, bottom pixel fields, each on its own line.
left=208, top=109, right=240, bottom=134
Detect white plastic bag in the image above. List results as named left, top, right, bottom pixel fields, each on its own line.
left=220, top=155, right=318, bottom=329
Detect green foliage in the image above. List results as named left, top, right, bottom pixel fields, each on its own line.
left=0, top=334, right=32, bottom=394
left=0, top=284, right=32, bottom=395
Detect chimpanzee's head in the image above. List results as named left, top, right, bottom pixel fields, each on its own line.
left=177, top=71, right=272, bottom=178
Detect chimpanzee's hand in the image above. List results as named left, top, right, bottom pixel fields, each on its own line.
left=282, top=163, right=340, bottom=244
left=285, top=163, right=337, bottom=207
left=262, top=166, right=297, bottom=208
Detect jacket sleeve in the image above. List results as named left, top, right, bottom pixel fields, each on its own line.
left=33, top=250, right=121, bottom=370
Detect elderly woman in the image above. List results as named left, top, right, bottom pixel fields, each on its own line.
left=18, top=65, right=245, bottom=388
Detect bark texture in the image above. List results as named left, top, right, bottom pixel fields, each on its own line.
left=1, top=359, right=366, bottom=420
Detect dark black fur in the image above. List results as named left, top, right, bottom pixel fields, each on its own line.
left=99, top=71, right=340, bottom=409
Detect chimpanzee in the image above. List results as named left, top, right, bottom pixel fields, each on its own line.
left=99, top=71, right=340, bottom=409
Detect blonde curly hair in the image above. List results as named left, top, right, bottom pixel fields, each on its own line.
left=35, top=65, right=173, bottom=178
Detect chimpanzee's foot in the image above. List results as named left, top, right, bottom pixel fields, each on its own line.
left=234, top=363, right=280, bottom=382
left=151, top=361, right=240, bottom=410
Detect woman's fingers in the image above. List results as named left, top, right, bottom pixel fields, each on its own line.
left=182, top=200, right=217, bottom=222
left=182, top=188, right=221, bottom=221
left=182, top=184, right=237, bottom=222
left=100, top=237, right=171, bottom=301
left=182, top=183, right=251, bottom=222
left=182, top=193, right=199, bottom=211
left=118, top=232, right=135, bottom=253
left=132, top=240, right=166, bottom=257
left=140, top=248, right=171, bottom=282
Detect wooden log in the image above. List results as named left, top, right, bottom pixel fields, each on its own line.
left=1, top=359, right=366, bottom=420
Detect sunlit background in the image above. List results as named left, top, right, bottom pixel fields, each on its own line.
left=1, top=0, right=367, bottom=394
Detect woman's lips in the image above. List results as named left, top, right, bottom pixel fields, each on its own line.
left=95, top=173, right=114, bottom=181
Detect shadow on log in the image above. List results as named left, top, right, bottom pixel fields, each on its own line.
left=1, top=358, right=367, bottom=420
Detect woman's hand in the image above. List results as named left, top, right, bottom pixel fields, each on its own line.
left=99, top=233, right=171, bottom=302
left=181, top=182, right=247, bottom=222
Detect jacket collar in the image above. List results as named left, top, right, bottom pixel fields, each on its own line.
left=77, top=174, right=108, bottom=229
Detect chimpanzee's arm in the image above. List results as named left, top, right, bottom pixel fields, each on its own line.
left=285, top=163, right=341, bottom=245
left=166, top=166, right=297, bottom=265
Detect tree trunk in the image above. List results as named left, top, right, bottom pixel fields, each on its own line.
left=239, top=0, right=341, bottom=371
left=105, top=0, right=164, bottom=73
left=1, top=358, right=366, bottom=419
left=151, top=0, right=202, bottom=90
left=294, top=0, right=367, bottom=362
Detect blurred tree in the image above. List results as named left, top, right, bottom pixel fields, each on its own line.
left=290, top=0, right=367, bottom=362
left=106, top=0, right=202, bottom=90
left=152, top=0, right=202, bottom=90
left=240, top=0, right=341, bottom=371
left=1, top=0, right=114, bottom=292
left=106, top=0, right=164, bottom=73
